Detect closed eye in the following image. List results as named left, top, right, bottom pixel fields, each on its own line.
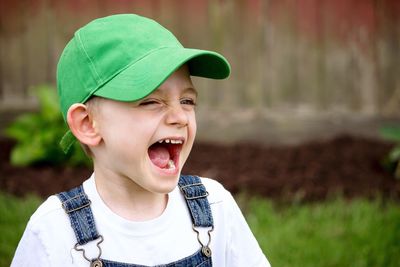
left=180, top=98, right=196, bottom=106
left=136, top=99, right=165, bottom=110
left=139, top=99, right=161, bottom=106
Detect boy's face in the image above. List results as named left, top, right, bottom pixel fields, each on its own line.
left=92, top=65, right=197, bottom=194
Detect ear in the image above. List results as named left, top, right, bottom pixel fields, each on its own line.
left=67, top=103, right=102, bottom=147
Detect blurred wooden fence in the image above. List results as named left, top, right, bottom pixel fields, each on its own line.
left=1, top=0, right=399, bottom=143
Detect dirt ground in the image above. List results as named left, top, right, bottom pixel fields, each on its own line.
left=1, top=134, right=400, bottom=202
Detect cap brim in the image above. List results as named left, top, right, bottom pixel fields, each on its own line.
left=92, top=47, right=230, bottom=102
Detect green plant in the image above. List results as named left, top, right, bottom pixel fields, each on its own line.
left=242, top=196, right=400, bottom=267
left=4, top=85, right=91, bottom=166
left=0, top=192, right=41, bottom=266
left=379, top=125, right=400, bottom=179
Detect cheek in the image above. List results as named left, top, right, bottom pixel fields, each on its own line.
left=185, top=113, right=197, bottom=151
left=189, top=113, right=197, bottom=136
left=98, top=115, right=140, bottom=147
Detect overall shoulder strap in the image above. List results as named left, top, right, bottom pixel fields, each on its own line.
left=178, top=175, right=214, bottom=227
left=56, top=185, right=100, bottom=245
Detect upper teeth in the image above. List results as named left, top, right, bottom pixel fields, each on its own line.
left=158, top=139, right=183, bottom=144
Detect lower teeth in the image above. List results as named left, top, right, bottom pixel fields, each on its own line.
left=167, top=160, right=175, bottom=169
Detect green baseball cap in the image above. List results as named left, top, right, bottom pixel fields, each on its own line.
left=57, top=14, right=230, bottom=153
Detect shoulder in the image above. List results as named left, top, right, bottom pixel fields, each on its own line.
left=199, top=178, right=271, bottom=266
left=26, top=195, right=67, bottom=232
left=200, top=177, right=229, bottom=195
left=200, top=176, right=225, bottom=191
left=199, top=177, right=234, bottom=205
left=13, top=194, right=84, bottom=266
left=30, top=195, right=62, bottom=221
left=11, top=196, right=62, bottom=267
left=24, top=194, right=77, bottom=249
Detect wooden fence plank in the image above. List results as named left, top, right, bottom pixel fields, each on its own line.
left=0, top=0, right=399, bottom=142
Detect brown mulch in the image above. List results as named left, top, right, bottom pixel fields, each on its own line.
left=1, top=135, right=400, bottom=202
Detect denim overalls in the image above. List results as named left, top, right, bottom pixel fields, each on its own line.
left=57, top=175, right=214, bottom=267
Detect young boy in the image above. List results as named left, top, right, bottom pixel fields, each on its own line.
left=12, top=14, right=270, bottom=267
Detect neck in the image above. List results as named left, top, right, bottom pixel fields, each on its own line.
left=92, top=166, right=168, bottom=222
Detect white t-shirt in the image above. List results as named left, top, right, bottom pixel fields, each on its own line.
left=12, top=175, right=270, bottom=267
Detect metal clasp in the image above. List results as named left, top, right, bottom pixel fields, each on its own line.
left=192, top=224, right=214, bottom=258
left=61, top=194, right=92, bottom=214
left=74, top=235, right=104, bottom=266
left=180, top=183, right=209, bottom=200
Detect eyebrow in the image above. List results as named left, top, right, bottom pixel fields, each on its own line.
left=151, top=86, right=198, bottom=97
left=184, top=87, right=198, bottom=97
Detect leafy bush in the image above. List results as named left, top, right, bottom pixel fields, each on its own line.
left=4, top=85, right=91, bottom=166
left=379, top=125, right=400, bottom=179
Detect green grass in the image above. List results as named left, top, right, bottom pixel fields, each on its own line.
left=241, top=196, right=400, bottom=267
left=1, top=192, right=400, bottom=267
left=0, top=192, right=41, bottom=267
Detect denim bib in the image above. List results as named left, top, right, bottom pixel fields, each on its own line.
left=57, top=175, right=214, bottom=267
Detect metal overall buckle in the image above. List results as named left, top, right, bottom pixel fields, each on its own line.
left=74, top=235, right=104, bottom=267
left=192, top=224, right=214, bottom=258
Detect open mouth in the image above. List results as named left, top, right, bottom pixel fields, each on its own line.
left=148, top=138, right=184, bottom=171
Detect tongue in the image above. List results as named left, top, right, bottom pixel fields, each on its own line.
left=148, top=145, right=170, bottom=168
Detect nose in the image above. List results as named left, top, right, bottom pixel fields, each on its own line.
left=165, top=102, right=189, bottom=127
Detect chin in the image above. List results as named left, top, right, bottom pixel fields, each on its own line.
left=149, top=171, right=181, bottom=194
left=153, top=179, right=180, bottom=194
